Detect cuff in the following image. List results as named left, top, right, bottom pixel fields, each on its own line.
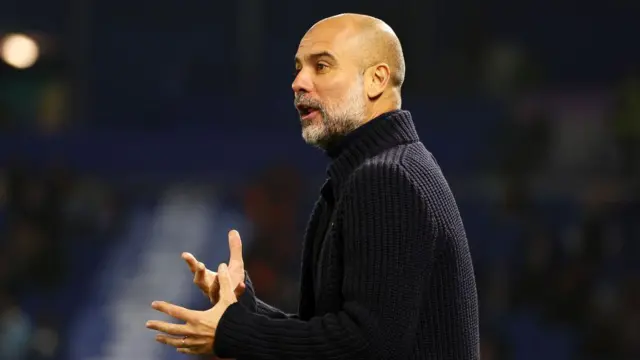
left=237, top=271, right=257, bottom=311
left=213, top=302, right=255, bottom=358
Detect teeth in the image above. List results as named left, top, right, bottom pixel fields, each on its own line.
left=298, top=106, right=316, bottom=116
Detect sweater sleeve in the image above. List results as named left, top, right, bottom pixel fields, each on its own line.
left=213, top=164, right=435, bottom=360
left=239, top=272, right=298, bottom=320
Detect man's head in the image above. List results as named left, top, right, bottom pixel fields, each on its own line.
left=292, top=13, right=405, bottom=149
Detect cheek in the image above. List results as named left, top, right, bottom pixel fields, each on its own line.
left=315, top=75, right=353, bottom=97
left=316, top=85, right=351, bottom=110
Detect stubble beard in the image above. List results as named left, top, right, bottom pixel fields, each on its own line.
left=299, top=83, right=367, bottom=150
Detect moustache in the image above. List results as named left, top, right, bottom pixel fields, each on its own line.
left=294, top=95, right=323, bottom=110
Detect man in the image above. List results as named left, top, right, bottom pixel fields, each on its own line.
left=146, top=13, right=480, bottom=359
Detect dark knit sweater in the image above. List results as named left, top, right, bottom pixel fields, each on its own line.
left=214, top=110, right=480, bottom=359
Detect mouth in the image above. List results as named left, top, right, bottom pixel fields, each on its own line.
left=296, top=105, right=320, bottom=121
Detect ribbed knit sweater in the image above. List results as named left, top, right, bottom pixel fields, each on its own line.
left=214, top=110, right=479, bottom=359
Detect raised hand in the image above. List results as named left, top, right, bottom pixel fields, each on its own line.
left=181, top=230, right=246, bottom=304
left=147, top=263, right=238, bottom=356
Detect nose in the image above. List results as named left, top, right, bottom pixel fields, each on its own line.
left=292, top=71, right=312, bottom=94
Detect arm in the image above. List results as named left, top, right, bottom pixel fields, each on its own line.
left=238, top=271, right=299, bottom=320
left=214, top=165, right=435, bottom=360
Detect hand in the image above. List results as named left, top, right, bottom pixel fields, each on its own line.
left=146, top=263, right=238, bottom=355
left=182, top=230, right=246, bottom=304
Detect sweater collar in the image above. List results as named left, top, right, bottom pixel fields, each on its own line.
left=323, top=109, right=419, bottom=196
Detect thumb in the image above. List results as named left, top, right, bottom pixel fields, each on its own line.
left=217, top=263, right=235, bottom=301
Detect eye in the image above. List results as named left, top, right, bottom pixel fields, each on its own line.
left=316, top=62, right=329, bottom=72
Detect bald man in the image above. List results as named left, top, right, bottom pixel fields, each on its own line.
left=146, top=13, right=479, bottom=359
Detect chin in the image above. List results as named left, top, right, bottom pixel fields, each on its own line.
left=302, top=125, right=328, bottom=147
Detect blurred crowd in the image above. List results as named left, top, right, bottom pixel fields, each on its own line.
left=0, top=165, right=123, bottom=360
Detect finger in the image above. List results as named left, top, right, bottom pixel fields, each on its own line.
left=235, top=282, right=246, bottom=297
left=210, top=275, right=220, bottom=295
left=177, top=348, right=196, bottom=354
left=177, top=347, right=208, bottom=355
left=228, top=230, right=243, bottom=264
left=151, top=301, right=195, bottom=322
left=155, top=334, right=208, bottom=348
left=194, top=262, right=206, bottom=285
left=146, top=320, right=195, bottom=336
left=182, top=252, right=199, bottom=273
left=217, top=263, right=235, bottom=300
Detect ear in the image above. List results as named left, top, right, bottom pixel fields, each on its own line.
left=365, top=63, right=391, bottom=99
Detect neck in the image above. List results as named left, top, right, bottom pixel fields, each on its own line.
left=365, top=106, right=400, bottom=124
left=364, top=93, right=401, bottom=124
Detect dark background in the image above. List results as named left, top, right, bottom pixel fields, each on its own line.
left=0, top=0, right=638, bottom=359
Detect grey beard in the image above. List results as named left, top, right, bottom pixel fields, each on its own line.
left=312, top=112, right=360, bottom=150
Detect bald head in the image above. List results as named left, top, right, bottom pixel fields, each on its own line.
left=310, top=13, right=406, bottom=89
left=292, top=14, right=406, bottom=149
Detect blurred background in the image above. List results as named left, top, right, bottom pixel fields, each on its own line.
left=0, top=0, right=638, bottom=359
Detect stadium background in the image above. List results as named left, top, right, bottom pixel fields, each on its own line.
left=0, top=0, right=638, bottom=359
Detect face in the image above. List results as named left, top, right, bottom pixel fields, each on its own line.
left=292, top=25, right=368, bottom=149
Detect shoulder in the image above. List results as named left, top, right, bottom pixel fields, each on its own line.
left=399, top=143, right=456, bottom=200
left=347, top=142, right=449, bottom=198
left=346, top=154, right=417, bottom=198
left=346, top=142, right=463, bottom=224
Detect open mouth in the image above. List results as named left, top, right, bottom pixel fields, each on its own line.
left=296, top=105, right=320, bottom=120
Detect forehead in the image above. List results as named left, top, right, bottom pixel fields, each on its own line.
left=295, top=23, right=357, bottom=61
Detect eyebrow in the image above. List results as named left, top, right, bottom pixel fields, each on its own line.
left=294, top=51, right=338, bottom=64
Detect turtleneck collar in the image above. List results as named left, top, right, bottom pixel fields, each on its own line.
left=321, top=109, right=420, bottom=198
